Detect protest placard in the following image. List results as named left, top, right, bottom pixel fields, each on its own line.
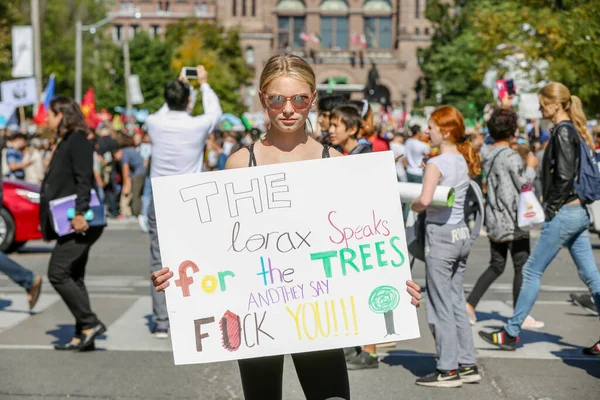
left=152, top=151, right=420, bottom=365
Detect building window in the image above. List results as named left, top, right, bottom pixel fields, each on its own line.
left=242, top=0, right=246, bottom=16
left=252, top=0, right=256, bottom=16
left=150, top=24, right=161, bottom=38
left=113, top=24, right=122, bottom=41
left=277, top=16, right=305, bottom=49
left=321, top=16, right=349, bottom=49
left=194, top=0, right=208, bottom=12
left=245, top=46, right=255, bottom=65
left=157, top=1, right=170, bottom=11
left=364, top=17, right=392, bottom=49
left=232, top=0, right=237, bottom=16
left=120, top=1, right=134, bottom=11
left=415, top=27, right=420, bottom=35
left=424, top=27, right=429, bottom=35
left=129, top=24, right=139, bottom=38
left=415, top=0, right=420, bottom=19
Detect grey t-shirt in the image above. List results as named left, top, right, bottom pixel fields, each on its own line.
left=426, top=153, right=470, bottom=225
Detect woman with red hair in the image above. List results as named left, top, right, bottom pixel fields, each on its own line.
left=411, top=105, right=481, bottom=387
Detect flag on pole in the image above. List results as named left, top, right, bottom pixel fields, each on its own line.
left=299, top=32, right=311, bottom=43
left=310, top=33, right=321, bottom=46
left=81, top=87, right=98, bottom=127
left=360, top=34, right=368, bottom=48
left=33, top=74, right=55, bottom=126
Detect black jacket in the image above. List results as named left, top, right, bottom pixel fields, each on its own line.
left=541, top=121, right=580, bottom=221
left=349, top=141, right=373, bottom=155
left=40, top=131, right=96, bottom=240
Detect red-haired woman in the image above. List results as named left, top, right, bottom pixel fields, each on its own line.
left=411, top=105, right=481, bottom=387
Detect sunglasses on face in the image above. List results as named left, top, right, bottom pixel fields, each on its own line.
left=263, top=94, right=313, bottom=111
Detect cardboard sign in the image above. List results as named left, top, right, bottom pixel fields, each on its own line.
left=152, top=152, right=420, bottom=365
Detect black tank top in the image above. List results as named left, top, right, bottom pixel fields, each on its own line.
left=245, top=142, right=331, bottom=167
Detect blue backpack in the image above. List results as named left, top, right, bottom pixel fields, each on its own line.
left=566, top=122, right=600, bottom=203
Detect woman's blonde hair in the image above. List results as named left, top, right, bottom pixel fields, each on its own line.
left=538, top=82, right=593, bottom=149
left=430, top=105, right=481, bottom=177
left=259, top=54, right=316, bottom=93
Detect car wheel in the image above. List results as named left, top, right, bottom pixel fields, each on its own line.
left=0, top=208, right=16, bottom=253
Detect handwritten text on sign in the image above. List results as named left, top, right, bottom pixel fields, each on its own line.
left=152, top=152, right=420, bottom=365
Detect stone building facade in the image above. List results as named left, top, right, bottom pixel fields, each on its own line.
left=108, top=0, right=434, bottom=112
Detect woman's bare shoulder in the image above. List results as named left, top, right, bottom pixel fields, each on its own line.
left=225, top=146, right=250, bottom=170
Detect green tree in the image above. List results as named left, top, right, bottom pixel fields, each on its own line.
left=168, top=21, right=253, bottom=116
left=0, top=0, right=24, bottom=84
left=94, top=32, right=174, bottom=113
left=416, top=0, right=492, bottom=120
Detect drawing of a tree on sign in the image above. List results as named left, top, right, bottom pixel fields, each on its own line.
left=368, top=286, right=400, bottom=336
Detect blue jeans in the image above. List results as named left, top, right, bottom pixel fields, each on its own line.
left=141, top=176, right=151, bottom=218
left=0, top=251, right=34, bottom=290
left=505, top=205, right=600, bottom=337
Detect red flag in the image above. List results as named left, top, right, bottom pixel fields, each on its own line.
left=33, top=103, right=47, bottom=125
left=81, top=88, right=98, bottom=128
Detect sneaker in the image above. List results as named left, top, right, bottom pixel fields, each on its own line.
left=466, top=303, right=477, bottom=325
left=458, top=365, right=481, bottom=383
left=569, top=293, right=598, bottom=314
left=478, top=328, right=518, bottom=351
left=343, top=346, right=359, bottom=362
left=415, top=370, right=462, bottom=388
left=152, top=328, right=169, bottom=339
left=522, top=315, right=545, bottom=329
left=138, top=215, right=149, bottom=233
left=346, top=350, right=379, bottom=370
left=27, top=275, right=43, bottom=310
left=583, top=339, right=600, bottom=357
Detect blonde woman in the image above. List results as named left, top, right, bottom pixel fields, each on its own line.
left=151, top=54, right=423, bottom=399
left=480, top=82, right=600, bottom=357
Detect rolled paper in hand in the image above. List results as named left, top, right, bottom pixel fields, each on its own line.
left=398, top=182, right=455, bottom=207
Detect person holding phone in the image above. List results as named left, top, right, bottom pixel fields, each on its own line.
left=144, top=65, right=222, bottom=339
left=41, top=96, right=106, bottom=351
left=150, top=54, right=422, bottom=399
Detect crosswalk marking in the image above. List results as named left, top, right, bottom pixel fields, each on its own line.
left=1, top=291, right=596, bottom=361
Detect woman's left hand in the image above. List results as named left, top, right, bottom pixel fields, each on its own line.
left=71, top=215, right=89, bottom=234
left=406, top=280, right=422, bottom=308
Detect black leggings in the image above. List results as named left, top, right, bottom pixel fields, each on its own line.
left=238, top=349, right=350, bottom=400
left=467, top=237, right=530, bottom=307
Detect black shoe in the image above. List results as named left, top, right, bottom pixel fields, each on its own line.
left=479, top=328, right=518, bottom=351
left=346, top=350, right=379, bottom=370
left=343, top=347, right=359, bottom=362
left=54, top=335, right=96, bottom=351
left=569, top=293, right=598, bottom=314
left=79, top=323, right=106, bottom=350
left=458, top=364, right=481, bottom=383
left=415, top=370, right=462, bottom=388
left=583, top=339, right=600, bottom=357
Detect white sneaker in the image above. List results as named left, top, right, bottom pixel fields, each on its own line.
left=522, top=315, right=545, bottom=329
left=152, top=328, right=169, bottom=339
left=138, top=215, right=149, bottom=233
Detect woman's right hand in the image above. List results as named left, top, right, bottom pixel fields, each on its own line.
left=151, top=267, right=174, bottom=292
left=527, top=152, right=538, bottom=169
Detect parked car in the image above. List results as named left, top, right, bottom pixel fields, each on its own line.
left=0, top=180, right=43, bottom=252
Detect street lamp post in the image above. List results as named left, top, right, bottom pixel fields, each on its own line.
left=74, top=10, right=140, bottom=105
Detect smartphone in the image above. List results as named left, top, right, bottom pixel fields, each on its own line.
left=505, top=79, right=516, bottom=96
left=496, top=79, right=507, bottom=100
left=182, top=67, right=197, bottom=79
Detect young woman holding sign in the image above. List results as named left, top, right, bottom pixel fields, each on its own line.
left=151, top=54, right=422, bottom=400
left=410, top=105, right=481, bottom=387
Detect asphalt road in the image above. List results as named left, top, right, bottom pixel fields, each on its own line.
left=0, top=221, right=598, bottom=400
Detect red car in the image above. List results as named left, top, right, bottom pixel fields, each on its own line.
left=0, top=180, right=43, bottom=252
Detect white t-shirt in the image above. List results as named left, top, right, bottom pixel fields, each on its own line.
left=405, top=138, right=430, bottom=176
left=146, top=83, right=222, bottom=178
left=425, top=153, right=470, bottom=225
left=389, top=142, right=406, bottom=179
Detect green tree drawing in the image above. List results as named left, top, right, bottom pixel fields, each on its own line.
left=368, top=286, right=401, bottom=336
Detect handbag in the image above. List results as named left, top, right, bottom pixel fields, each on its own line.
left=517, top=184, right=545, bottom=229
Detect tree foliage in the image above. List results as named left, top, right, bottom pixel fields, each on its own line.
left=168, top=21, right=253, bottom=116
left=418, top=0, right=600, bottom=118
left=0, top=0, right=24, bottom=84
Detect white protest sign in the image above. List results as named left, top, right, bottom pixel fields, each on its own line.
left=152, top=152, right=420, bottom=365
left=1, top=77, right=37, bottom=108
left=12, top=26, right=34, bottom=78
left=128, top=75, right=144, bottom=105
left=519, top=93, right=542, bottom=120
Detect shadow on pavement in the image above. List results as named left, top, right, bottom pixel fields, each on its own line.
left=0, top=298, right=36, bottom=315
left=17, top=246, right=53, bottom=254
left=555, top=352, right=600, bottom=378
left=46, top=324, right=108, bottom=344
left=473, top=310, right=509, bottom=324
left=144, top=314, right=152, bottom=333
left=379, top=350, right=437, bottom=377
